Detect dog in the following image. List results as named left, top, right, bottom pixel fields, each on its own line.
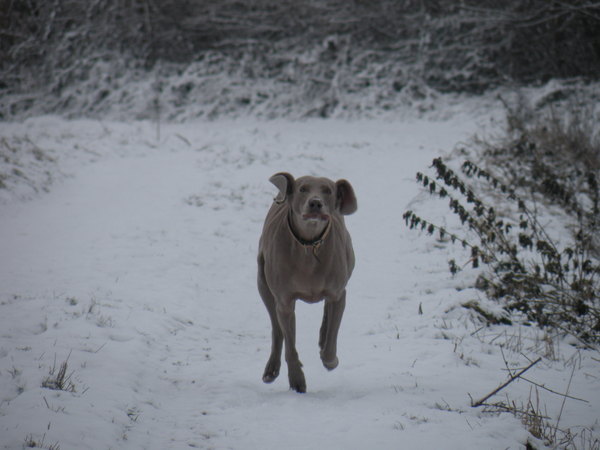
left=257, top=172, right=357, bottom=393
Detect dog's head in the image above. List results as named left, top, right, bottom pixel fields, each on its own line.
left=269, top=172, right=356, bottom=240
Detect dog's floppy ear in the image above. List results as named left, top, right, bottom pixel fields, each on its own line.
left=336, top=179, right=357, bottom=215
left=269, top=172, right=295, bottom=203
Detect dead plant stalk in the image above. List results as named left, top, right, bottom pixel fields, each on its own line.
left=471, top=357, right=542, bottom=407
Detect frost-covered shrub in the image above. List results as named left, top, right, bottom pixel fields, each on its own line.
left=404, top=103, right=600, bottom=346
left=1, top=0, right=599, bottom=119
left=405, top=156, right=599, bottom=343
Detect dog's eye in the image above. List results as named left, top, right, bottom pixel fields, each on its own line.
left=299, top=186, right=308, bottom=193
left=322, top=187, right=332, bottom=195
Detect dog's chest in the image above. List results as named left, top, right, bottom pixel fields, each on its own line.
left=273, top=247, right=350, bottom=301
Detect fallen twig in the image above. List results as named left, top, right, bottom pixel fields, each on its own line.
left=477, top=401, right=551, bottom=420
left=471, top=357, right=542, bottom=407
left=555, top=363, right=577, bottom=433
left=519, top=376, right=588, bottom=403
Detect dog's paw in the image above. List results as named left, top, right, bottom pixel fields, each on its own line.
left=321, top=356, right=339, bottom=371
left=262, top=358, right=281, bottom=383
left=288, top=366, right=307, bottom=393
left=289, top=379, right=307, bottom=394
left=262, top=373, right=278, bottom=384
left=262, top=367, right=280, bottom=384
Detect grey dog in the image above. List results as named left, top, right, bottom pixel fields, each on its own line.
left=257, top=172, right=357, bottom=393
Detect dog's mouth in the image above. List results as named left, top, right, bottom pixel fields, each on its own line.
left=302, top=213, right=330, bottom=222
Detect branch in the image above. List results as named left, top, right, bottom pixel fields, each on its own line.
left=471, top=357, right=542, bottom=407
left=476, top=401, right=551, bottom=420
left=519, top=376, right=588, bottom=403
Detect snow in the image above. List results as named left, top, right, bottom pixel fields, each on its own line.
left=0, top=112, right=598, bottom=449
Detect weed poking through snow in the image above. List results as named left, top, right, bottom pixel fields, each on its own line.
left=42, top=354, right=76, bottom=393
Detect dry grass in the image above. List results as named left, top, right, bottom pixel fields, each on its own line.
left=41, top=354, right=76, bottom=393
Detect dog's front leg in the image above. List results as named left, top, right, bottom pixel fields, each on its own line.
left=276, top=300, right=306, bottom=393
left=319, top=290, right=346, bottom=371
left=258, top=256, right=283, bottom=383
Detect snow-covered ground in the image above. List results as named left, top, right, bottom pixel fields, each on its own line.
left=1, top=112, right=598, bottom=449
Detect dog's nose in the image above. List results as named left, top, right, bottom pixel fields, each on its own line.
left=308, top=198, right=323, bottom=211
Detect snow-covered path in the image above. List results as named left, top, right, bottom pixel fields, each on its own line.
left=1, top=117, right=598, bottom=449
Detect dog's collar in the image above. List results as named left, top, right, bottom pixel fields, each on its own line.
left=287, top=213, right=332, bottom=260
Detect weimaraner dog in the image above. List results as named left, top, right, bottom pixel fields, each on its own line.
left=257, top=172, right=357, bottom=393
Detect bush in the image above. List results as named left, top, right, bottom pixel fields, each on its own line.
left=403, top=104, right=600, bottom=343
left=1, top=0, right=599, bottom=119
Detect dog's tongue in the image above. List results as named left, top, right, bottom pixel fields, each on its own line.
left=303, top=213, right=329, bottom=221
